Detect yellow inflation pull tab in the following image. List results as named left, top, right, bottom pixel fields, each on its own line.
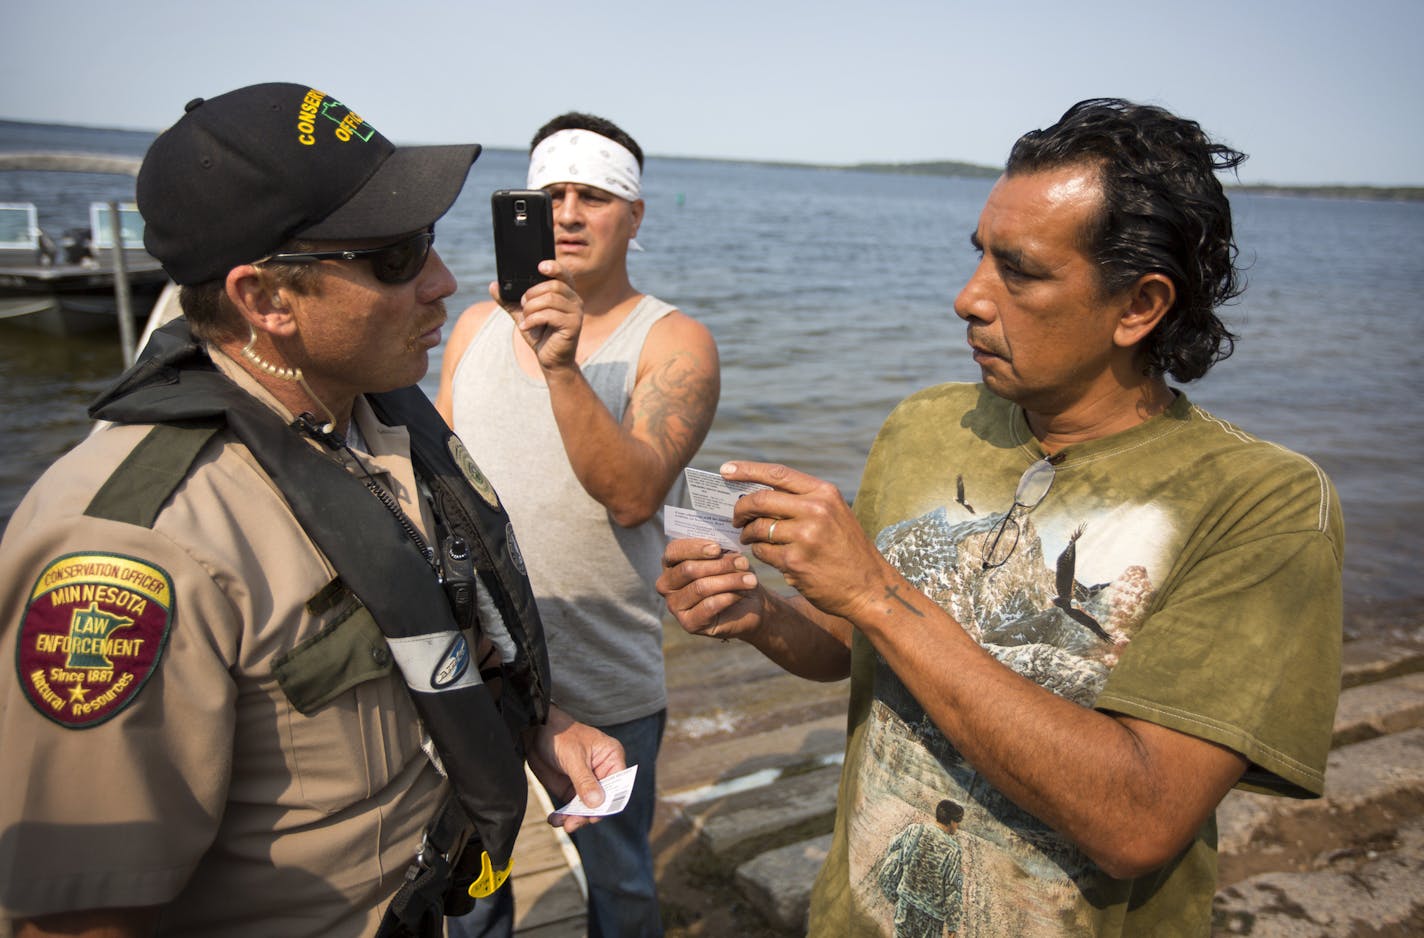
left=467, top=851, right=514, bottom=898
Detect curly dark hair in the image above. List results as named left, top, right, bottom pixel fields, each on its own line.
left=530, top=112, right=644, bottom=170
left=1006, top=98, right=1245, bottom=382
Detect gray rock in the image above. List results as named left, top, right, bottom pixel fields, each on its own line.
left=735, top=834, right=834, bottom=933
left=1218, top=728, right=1424, bottom=858
left=680, top=765, right=842, bottom=859
left=1332, top=671, right=1424, bottom=746
left=1341, top=637, right=1424, bottom=689
left=1213, top=817, right=1424, bottom=937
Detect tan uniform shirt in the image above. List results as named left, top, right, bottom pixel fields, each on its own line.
left=0, top=352, right=446, bottom=935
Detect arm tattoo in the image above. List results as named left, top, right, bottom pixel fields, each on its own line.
left=629, top=350, right=717, bottom=461
left=885, top=584, right=925, bottom=617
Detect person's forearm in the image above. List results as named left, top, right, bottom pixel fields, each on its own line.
left=545, top=351, right=715, bottom=525
left=742, top=591, right=853, bottom=682
left=846, top=570, right=1242, bottom=877
left=18, top=906, right=160, bottom=938
left=543, top=363, right=669, bottom=523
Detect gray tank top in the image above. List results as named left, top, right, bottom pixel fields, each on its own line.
left=449, top=295, right=676, bottom=725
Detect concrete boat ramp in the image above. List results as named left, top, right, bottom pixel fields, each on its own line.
left=502, top=627, right=1424, bottom=936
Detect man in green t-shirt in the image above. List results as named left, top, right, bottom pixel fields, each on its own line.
left=657, top=98, right=1343, bottom=936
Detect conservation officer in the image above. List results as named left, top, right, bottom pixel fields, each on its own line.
left=0, top=81, right=623, bottom=938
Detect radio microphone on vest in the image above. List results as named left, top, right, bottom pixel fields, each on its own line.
left=292, top=412, right=345, bottom=450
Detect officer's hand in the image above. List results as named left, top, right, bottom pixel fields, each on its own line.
left=527, top=705, right=626, bottom=834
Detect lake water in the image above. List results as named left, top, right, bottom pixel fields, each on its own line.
left=2, top=121, right=1421, bottom=637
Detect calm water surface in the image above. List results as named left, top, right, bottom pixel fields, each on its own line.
left=3, top=123, right=1421, bottom=634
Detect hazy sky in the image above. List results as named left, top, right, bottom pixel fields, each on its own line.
left=4, top=0, right=1421, bottom=186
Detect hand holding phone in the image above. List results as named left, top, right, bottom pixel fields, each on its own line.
left=491, top=189, right=555, bottom=305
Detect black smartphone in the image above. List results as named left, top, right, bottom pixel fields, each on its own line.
left=491, top=189, right=555, bottom=304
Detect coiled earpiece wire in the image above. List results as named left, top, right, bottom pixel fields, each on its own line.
left=240, top=324, right=339, bottom=435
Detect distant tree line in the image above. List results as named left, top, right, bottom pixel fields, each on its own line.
left=843, top=159, right=1424, bottom=202
left=1225, top=184, right=1423, bottom=202
left=845, top=160, right=1003, bottom=179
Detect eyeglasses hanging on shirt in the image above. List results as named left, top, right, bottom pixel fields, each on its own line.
left=981, top=453, right=1064, bottom=571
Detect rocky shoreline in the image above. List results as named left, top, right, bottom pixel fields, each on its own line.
left=651, top=624, right=1424, bottom=936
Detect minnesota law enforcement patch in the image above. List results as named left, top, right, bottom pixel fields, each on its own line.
left=16, top=552, right=174, bottom=728
left=447, top=436, right=499, bottom=509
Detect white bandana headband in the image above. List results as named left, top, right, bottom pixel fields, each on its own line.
left=527, top=129, right=644, bottom=250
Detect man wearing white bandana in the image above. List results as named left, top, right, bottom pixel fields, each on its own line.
left=439, top=113, right=719, bottom=938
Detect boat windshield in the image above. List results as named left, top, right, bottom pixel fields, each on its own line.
left=90, top=202, right=145, bottom=249
left=0, top=203, right=38, bottom=250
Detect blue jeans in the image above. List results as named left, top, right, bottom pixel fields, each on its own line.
left=447, top=709, right=666, bottom=938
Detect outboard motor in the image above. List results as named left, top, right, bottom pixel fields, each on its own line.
left=36, top=229, right=58, bottom=266
left=61, top=227, right=94, bottom=265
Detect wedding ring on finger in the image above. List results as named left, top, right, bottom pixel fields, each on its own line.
left=768, top=521, right=779, bottom=543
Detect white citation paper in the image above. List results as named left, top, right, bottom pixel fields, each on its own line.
left=665, top=467, right=771, bottom=549
left=683, top=467, right=771, bottom=516
left=555, top=764, right=639, bottom=817
left=663, top=507, right=744, bottom=552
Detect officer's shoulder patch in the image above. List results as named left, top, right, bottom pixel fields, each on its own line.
left=15, top=552, right=174, bottom=729
left=448, top=436, right=500, bottom=509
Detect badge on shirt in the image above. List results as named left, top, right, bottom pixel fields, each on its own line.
left=447, top=436, right=500, bottom=509
left=16, top=552, right=174, bottom=729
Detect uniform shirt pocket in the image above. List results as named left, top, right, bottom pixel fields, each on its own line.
left=274, top=602, right=394, bottom=714
left=271, top=600, right=424, bottom=813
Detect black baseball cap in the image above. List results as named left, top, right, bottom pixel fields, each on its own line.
left=137, top=82, right=481, bottom=285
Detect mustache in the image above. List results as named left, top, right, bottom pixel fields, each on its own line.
left=967, top=329, right=1009, bottom=359
left=417, top=300, right=447, bottom=334
left=406, top=300, right=447, bottom=351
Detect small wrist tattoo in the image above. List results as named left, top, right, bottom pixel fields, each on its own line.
left=885, top=584, right=925, bottom=617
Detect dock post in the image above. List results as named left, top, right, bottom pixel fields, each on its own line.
left=108, top=201, right=137, bottom=367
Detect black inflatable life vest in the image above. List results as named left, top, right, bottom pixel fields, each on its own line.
left=87, top=317, right=550, bottom=873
